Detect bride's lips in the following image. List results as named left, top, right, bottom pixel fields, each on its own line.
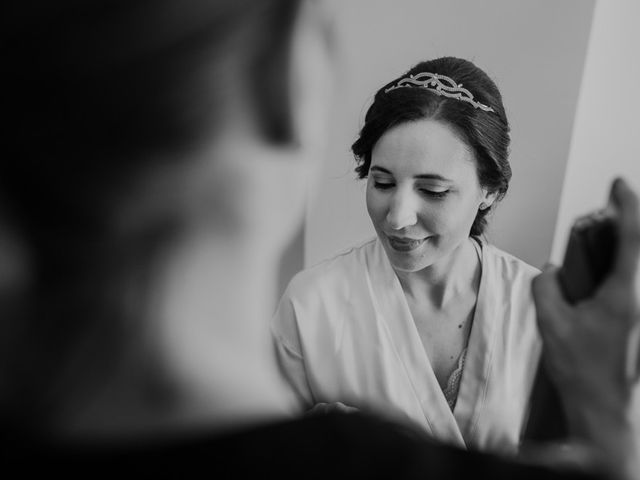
left=386, top=235, right=427, bottom=252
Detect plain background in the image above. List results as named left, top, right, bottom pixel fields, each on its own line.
left=550, top=0, right=640, bottom=262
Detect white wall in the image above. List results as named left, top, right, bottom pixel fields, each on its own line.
left=304, top=0, right=595, bottom=270
left=551, top=0, right=640, bottom=263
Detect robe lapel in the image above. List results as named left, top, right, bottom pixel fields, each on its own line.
left=364, top=239, right=466, bottom=448
left=453, top=239, right=495, bottom=447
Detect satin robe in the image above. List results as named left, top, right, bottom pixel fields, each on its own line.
left=271, top=237, right=541, bottom=453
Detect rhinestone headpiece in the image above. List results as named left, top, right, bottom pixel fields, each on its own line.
left=384, top=72, right=495, bottom=112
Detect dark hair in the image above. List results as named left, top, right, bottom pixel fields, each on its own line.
left=351, top=57, right=511, bottom=237
left=0, top=0, right=302, bottom=432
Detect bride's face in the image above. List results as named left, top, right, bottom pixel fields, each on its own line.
left=366, top=118, right=494, bottom=273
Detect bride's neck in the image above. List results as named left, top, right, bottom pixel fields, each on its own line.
left=395, top=238, right=481, bottom=307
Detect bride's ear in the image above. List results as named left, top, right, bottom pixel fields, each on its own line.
left=480, top=190, right=499, bottom=211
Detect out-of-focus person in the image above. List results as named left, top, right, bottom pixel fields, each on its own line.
left=0, top=0, right=334, bottom=440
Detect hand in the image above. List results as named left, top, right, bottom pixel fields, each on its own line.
left=532, top=178, right=640, bottom=479
left=306, top=402, right=360, bottom=416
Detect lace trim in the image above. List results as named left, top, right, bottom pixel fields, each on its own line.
left=443, top=347, right=468, bottom=410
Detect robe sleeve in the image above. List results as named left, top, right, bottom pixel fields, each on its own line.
left=271, top=290, right=315, bottom=410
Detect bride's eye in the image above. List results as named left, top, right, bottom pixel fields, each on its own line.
left=373, top=181, right=394, bottom=190
left=419, top=189, right=449, bottom=199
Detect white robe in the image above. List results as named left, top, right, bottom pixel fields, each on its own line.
left=271, top=237, right=541, bottom=453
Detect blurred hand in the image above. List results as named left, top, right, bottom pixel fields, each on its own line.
left=306, top=402, right=360, bottom=416
left=532, top=177, right=640, bottom=480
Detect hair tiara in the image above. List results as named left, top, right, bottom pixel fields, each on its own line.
left=384, top=72, right=495, bottom=113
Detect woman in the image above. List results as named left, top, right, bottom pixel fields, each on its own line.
left=272, top=57, right=541, bottom=453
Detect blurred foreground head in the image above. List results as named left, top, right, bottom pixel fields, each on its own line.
left=1, top=0, right=334, bottom=438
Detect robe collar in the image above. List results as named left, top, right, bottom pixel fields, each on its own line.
left=365, top=237, right=494, bottom=449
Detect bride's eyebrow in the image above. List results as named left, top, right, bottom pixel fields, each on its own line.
left=371, top=166, right=453, bottom=183
left=370, top=166, right=393, bottom=175
left=414, top=173, right=453, bottom=182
